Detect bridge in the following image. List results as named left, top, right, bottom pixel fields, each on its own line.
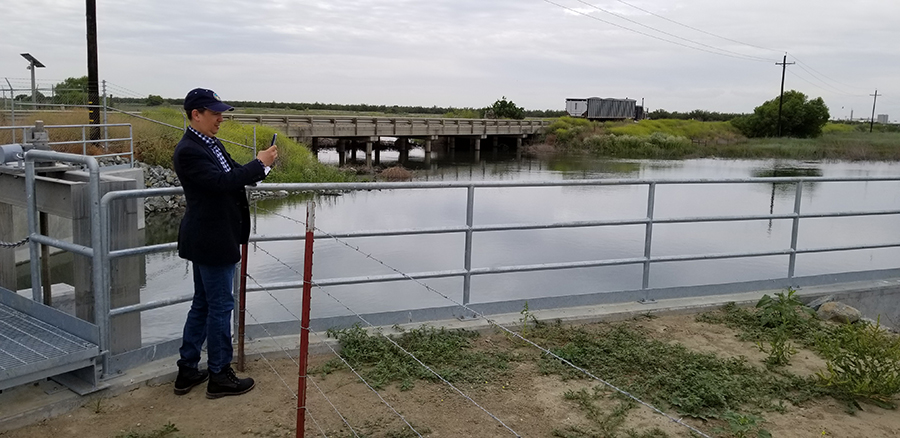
left=223, top=114, right=551, bottom=166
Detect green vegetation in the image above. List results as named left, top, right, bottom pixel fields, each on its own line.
left=731, top=90, right=830, bottom=138
left=753, top=289, right=813, bottom=367
left=486, top=96, right=526, bottom=120
left=712, top=411, right=771, bottom=438
left=534, top=322, right=817, bottom=419
left=443, top=108, right=482, bottom=118
left=647, top=109, right=744, bottom=122
left=606, top=118, right=741, bottom=140
left=115, top=422, right=181, bottom=438
left=542, top=116, right=900, bottom=161
left=0, top=108, right=356, bottom=184
left=52, top=76, right=90, bottom=106
left=817, top=319, right=900, bottom=407
left=321, top=325, right=510, bottom=390
left=333, top=424, right=433, bottom=438
left=315, top=302, right=899, bottom=436
left=552, top=387, right=671, bottom=438
left=697, top=295, right=900, bottom=409
left=31, top=77, right=565, bottom=118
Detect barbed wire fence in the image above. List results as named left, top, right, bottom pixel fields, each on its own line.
left=240, top=252, right=428, bottom=437
left=249, top=204, right=711, bottom=438
left=0, top=237, right=30, bottom=249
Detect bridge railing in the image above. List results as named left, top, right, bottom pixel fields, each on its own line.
left=224, top=114, right=550, bottom=138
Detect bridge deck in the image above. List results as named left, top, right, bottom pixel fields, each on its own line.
left=0, top=288, right=100, bottom=392
left=224, top=114, right=549, bottom=140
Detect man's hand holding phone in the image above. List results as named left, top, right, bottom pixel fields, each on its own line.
left=257, top=134, right=278, bottom=172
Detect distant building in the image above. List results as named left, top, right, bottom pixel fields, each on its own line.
left=565, top=97, right=639, bottom=120
left=877, top=114, right=889, bottom=124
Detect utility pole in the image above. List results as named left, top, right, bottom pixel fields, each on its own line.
left=775, top=54, right=795, bottom=137
left=86, top=0, right=101, bottom=140
left=869, top=89, right=880, bottom=133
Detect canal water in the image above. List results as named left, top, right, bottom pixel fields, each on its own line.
left=133, top=148, right=900, bottom=343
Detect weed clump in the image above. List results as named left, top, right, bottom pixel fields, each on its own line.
left=322, top=325, right=510, bottom=390
left=532, top=323, right=814, bottom=419
left=697, top=290, right=900, bottom=408
left=816, top=319, right=900, bottom=407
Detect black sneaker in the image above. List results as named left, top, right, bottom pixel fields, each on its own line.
left=206, top=366, right=255, bottom=399
left=173, top=366, right=209, bottom=395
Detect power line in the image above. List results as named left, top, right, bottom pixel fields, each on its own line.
left=790, top=62, right=859, bottom=96
left=611, top=0, right=782, bottom=54
left=786, top=69, right=864, bottom=98
left=573, top=0, right=773, bottom=62
left=540, top=0, right=873, bottom=108
left=789, top=54, right=871, bottom=92
left=540, top=0, right=773, bottom=63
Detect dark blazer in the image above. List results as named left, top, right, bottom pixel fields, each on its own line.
left=173, top=130, right=266, bottom=266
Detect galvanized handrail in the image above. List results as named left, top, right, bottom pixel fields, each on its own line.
left=0, top=122, right=135, bottom=166
left=100, top=176, right=900, bottom=321
left=24, top=150, right=110, bottom=371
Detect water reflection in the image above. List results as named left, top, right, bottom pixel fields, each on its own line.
left=131, top=157, right=900, bottom=342
left=751, top=164, right=825, bottom=230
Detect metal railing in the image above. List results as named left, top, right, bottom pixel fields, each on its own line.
left=1, top=121, right=134, bottom=167
left=223, top=113, right=550, bottom=138
left=19, top=163, right=900, bottom=376
left=101, top=178, right=900, bottom=310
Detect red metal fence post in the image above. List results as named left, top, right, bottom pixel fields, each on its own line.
left=296, top=201, right=316, bottom=438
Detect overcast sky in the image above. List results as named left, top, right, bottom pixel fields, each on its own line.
left=1, top=0, right=897, bottom=119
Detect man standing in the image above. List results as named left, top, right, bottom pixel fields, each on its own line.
left=172, top=88, right=277, bottom=398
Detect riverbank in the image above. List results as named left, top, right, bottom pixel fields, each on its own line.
left=540, top=117, right=900, bottom=161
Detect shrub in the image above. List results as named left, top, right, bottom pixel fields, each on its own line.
left=817, top=319, right=900, bottom=407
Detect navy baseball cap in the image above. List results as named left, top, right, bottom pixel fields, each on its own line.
left=183, top=88, right=234, bottom=112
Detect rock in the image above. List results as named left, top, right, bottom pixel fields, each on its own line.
left=806, top=295, right=834, bottom=311
left=817, top=301, right=861, bottom=324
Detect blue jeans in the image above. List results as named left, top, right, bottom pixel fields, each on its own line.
left=177, top=262, right=235, bottom=374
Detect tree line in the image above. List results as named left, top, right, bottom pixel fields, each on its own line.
left=18, top=76, right=891, bottom=139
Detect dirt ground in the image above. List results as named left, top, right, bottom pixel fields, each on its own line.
left=2, top=314, right=899, bottom=438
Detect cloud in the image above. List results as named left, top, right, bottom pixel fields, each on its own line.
left=0, top=0, right=897, bottom=117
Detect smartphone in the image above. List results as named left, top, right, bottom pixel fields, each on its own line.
left=270, top=133, right=277, bottom=146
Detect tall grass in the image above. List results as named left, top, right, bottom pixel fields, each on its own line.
left=543, top=117, right=900, bottom=161
left=2, top=108, right=355, bottom=183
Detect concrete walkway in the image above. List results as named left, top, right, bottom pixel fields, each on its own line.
left=2, top=279, right=899, bottom=433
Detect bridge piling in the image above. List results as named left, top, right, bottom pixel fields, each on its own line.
left=337, top=139, right=346, bottom=167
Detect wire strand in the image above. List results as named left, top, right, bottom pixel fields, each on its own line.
left=573, top=0, right=773, bottom=62
left=245, top=308, right=360, bottom=438
left=612, top=0, right=782, bottom=53
left=540, top=0, right=771, bottom=63
left=308, top=222, right=711, bottom=438
left=244, top=267, right=423, bottom=437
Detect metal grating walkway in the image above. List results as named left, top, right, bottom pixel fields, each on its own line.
left=0, top=293, right=100, bottom=392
